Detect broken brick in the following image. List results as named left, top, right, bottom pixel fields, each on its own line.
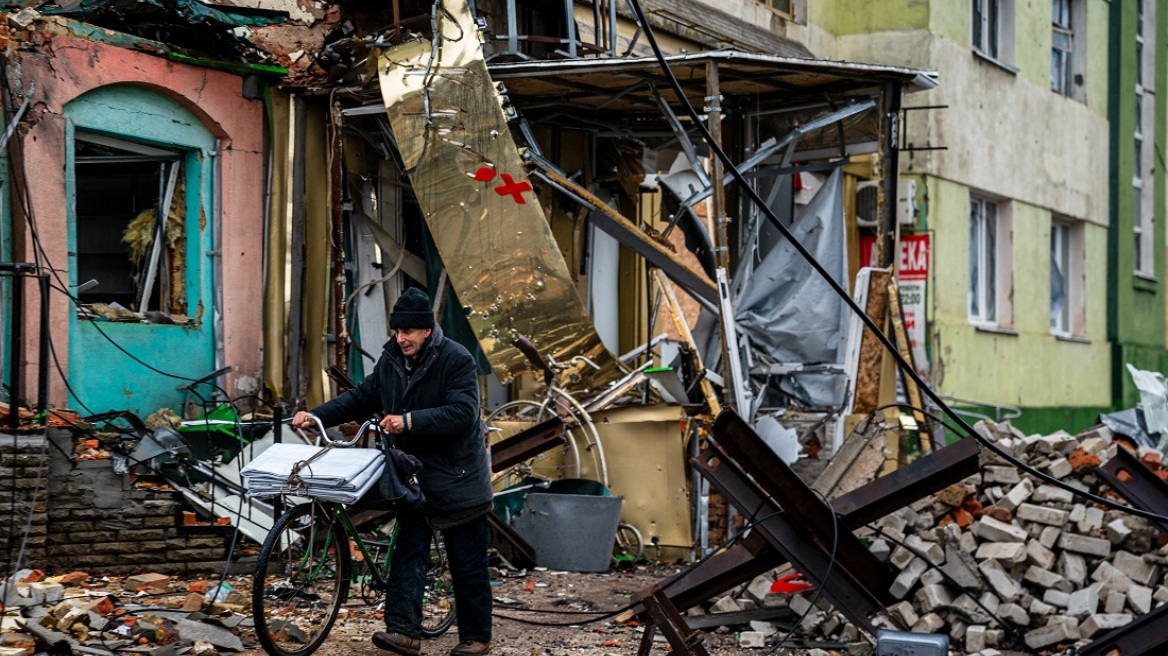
left=55, top=572, right=89, bottom=586
left=83, top=596, right=114, bottom=615
left=180, top=593, right=204, bottom=612
left=1069, top=448, right=1102, bottom=473
left=935, top=484, right=972, bottom=508
left=982, top=506, right=1013, bottom=523
left=1, top=632, right=37, bottom=655
left=124, top=573, right=170, bottom=593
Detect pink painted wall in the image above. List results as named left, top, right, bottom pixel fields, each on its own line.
left=14, top=34, right=265, bottom=408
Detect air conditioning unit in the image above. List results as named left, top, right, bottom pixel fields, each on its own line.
left=855, top=179, right=918, bottom=228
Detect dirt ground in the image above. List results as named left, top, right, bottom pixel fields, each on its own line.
left=238, top=563, right=818, bottom=656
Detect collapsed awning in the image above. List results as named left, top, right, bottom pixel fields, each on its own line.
left=488, top=50, right=937, bottom=115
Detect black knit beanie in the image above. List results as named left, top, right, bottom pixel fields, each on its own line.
left=390, top=287, right=435, bottom=330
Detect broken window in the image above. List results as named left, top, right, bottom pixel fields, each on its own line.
left=1051, top=0, right=1073, bottom=95
left=74, top=132, right=188, bottom=320
left=1050, top=220, right=1070, bottom=335
left=972, top=0, right=1014, bottom=65
left=968, top=195, right=998, bottom=325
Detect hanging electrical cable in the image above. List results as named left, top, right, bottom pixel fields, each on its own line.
left=623, top=0, right=1168, bottom=526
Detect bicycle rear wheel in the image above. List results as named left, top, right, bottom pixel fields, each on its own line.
left=253, top=502, right=350, bottom=656
left=420, top=532, right=456, bottom=637
left=486, top=398, right=606, bottom=486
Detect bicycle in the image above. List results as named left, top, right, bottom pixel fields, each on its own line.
left=485, top=335, right=608, bottom=487
left=251, top=418, right=455, bottom=656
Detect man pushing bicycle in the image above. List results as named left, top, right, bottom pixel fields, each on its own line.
left=293, top=287, right=493, bottom=656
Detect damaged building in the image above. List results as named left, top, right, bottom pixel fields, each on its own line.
left=0, top=1, right=1163, bottom=653
left=2, top=0, right=1168, bottom=654
left=0, top=0, right=942, bottom=568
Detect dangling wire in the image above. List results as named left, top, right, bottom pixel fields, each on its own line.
left=623, top=0, right=1168, bottom=526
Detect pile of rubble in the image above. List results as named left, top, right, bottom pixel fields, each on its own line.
left=1, top=571, right=254, bottom=656
left=698, top=420, right=1168, bottom=654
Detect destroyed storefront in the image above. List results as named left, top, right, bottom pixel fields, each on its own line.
left=0, top=0, right=937, bottom=577
left=1, top=14, right=274, bottom=417
left=0, top=6, right=282, bottom=570
left=2, top=2, right=1168, bottom=656
left=258, top=0, right=937, bottom=562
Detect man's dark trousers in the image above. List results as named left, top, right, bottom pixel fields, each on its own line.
left=383, top=508, right=492, bottom=643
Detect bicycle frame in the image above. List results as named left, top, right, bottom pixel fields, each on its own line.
left=333, top=504, right=398, bottom=591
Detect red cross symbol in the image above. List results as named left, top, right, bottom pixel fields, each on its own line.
left=494, top=173, right=533, bottom=204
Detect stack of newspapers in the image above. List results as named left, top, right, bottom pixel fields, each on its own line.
left=240, top=443, right=384, bottom=504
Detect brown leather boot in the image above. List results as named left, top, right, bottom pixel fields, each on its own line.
left=372, top=631, right=421, bottom=656
left=450, top=641, right=491, bottom=656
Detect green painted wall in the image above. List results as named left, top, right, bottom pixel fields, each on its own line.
left=1012, top=0, right=1051, bottom=88
left=926, top=176, right=1111, bottom=410
left=65, top=85, right=216, bottom=417
left=811, top=0, right=928, bottom=36
left=1108, top=0, right=1168, bottom=408
left=1086, top=0, right=1111, bottom=117
left=1010, top=404, right=1114, bottom=436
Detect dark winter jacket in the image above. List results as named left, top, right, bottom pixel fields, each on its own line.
left=310, top=326, right=492, bottom=513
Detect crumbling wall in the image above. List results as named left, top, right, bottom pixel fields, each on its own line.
left=0, top=431, right=52, bottom=568
left=41, top=431, right=227, bottom=575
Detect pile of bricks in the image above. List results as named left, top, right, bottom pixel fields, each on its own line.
left=703, top=420, right=1168, bottom=654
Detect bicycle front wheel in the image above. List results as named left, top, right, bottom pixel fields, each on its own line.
left=420, top=532, right=456, bottom=637
left=253, top=501, right=351, bottom=656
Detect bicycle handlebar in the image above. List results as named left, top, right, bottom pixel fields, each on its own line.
left=569, top=355, right=601, bottom=370
left=296, top=416, right=383, bottom=448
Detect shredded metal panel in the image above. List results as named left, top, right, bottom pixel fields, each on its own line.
left=376, top=0, right=617, bottom=388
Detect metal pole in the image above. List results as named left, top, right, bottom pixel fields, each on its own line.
left=608, top=0, right=617, bottom=56
left=9, top=272, right=21, bottom=430
left=36, top=274, right=47, bottom=425
left=707, top=62, right=727, bottom=270
left=877, top=82, right=902, bottom=268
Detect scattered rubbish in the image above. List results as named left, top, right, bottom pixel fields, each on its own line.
left=1126, top=363, right=1168, bottom=452
left=204, top=584, right=231, bottom=604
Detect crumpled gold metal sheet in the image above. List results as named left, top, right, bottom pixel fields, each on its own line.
left=376, top=0, right=618, bottom=389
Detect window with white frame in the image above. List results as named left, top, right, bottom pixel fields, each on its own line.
left=969, top=196, right=999, bottom=324
left=973, top=0, right=1015, bottom=65
left=1055, top=219, right=1069, bottom=333
left=1052, top=0, right=1073, bottom=95
left=1134, top=0, right=1155, bottom=277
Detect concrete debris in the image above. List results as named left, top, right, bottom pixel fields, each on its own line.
left=694, top=419, right=1168, bottom=654
left=1, top=575, right=262, bottom=655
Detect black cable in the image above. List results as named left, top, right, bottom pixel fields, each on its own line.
left=44, top=321, right=97, bottom=417
left=493, top=506, right=790, bottom=628
left=623, top=0, right=1168, bottom=527
left=5, top=433, right=15, bottom=579
left=0, top=68, right=199, bottom=388
left=762, top=490, right=837, bottom=656
left=869, top=401, right=1166, bottom=527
